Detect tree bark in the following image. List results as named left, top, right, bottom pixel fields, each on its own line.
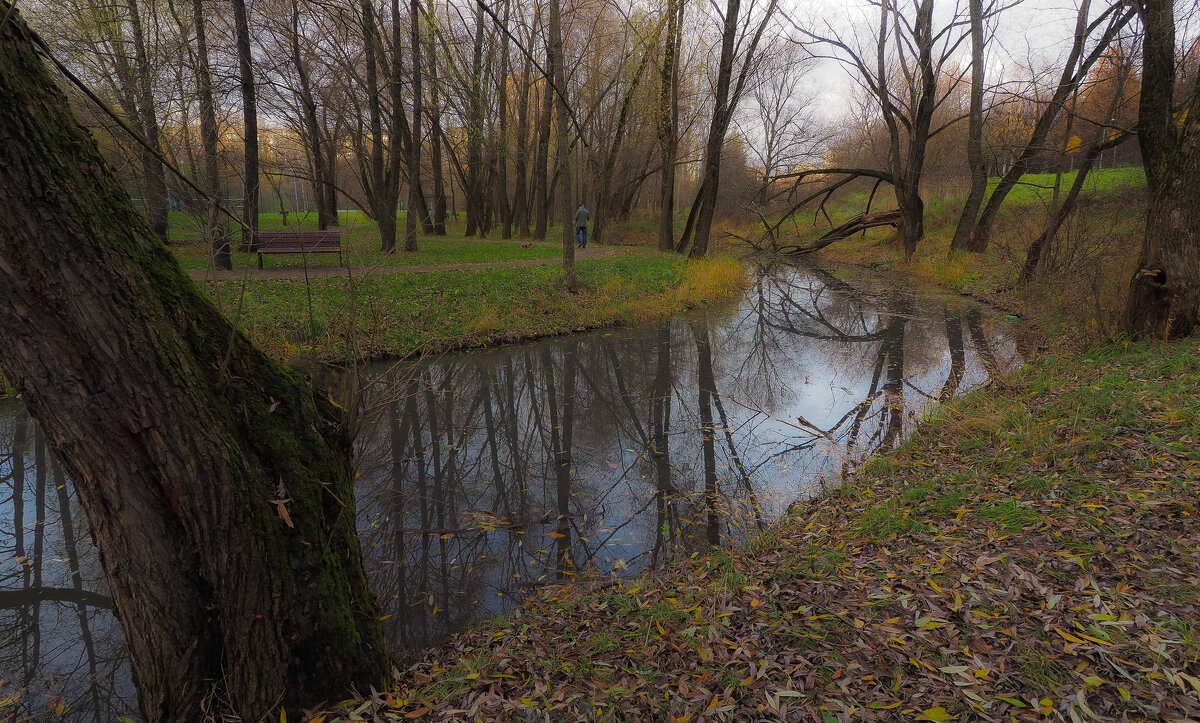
left=547, top=0, right=576, bottom=290
left=125, top=0, right=170, bottom=245
left=687, top=0, right=741, bottom=260
left=289, top=0, right=335, bottom=230
left=511, top=18, right=536, bottom=237
left=405, top=0, right=421, bottom=251
left=425, top=26, right=448, bottom=235
left=657, top=0, right=683, bottom=252
left=688, top=0, right=777, bottom=258
left=497, top=0, right=513, bottom=239
left=465, top=2, right=487, bottom=237
left=949, top=0, right=986, bottom=253
left=532, top=70, right=553, bottom=239
left=232, top=0, right=259, bottom=249
left=192, top=0, right=230, bottom=268
left=1122, top=0, right=1200, bottom=339
left=0, top=6, right=390, bottom=720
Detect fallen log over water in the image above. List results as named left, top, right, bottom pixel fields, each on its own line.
left=774, top=209, right=902, bottom=255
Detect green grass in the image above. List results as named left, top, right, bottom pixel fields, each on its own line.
left=170, top=211, right=563, bottom=270
left=205, top=252, right=747, bottom=361
left=981, top=165, right=1146, bottom=206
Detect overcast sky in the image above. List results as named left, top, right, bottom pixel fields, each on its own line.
left=779, top=0, right=1128, bottom=122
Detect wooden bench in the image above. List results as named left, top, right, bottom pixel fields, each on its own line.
left=254, top=230, right=343, bottom=268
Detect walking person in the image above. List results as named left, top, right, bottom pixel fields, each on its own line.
left=575, top=203, right=590, bottom=249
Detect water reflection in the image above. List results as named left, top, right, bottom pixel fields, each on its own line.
left=0, top=263, right=1018, bottom=715
left=0, top=399, right=136, bottom=721
left=353, top=263, right=1018, bottom=651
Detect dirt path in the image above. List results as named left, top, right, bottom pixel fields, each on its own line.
left=186, top=245, right=616, bottom=281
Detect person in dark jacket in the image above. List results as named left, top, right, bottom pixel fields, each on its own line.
left=574, top=204, right=590, bottom=249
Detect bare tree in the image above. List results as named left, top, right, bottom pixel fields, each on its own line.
left=681, top=0, right=780, bottom=258
left=964, top=0, right=1134, bottom=252
left=788, top=0, right=970, bottom=259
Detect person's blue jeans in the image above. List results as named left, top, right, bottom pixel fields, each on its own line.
left=576, top=226, right=587, bottom=248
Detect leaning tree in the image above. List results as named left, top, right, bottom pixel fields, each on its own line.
left=0, top=4, right=390, bottom=720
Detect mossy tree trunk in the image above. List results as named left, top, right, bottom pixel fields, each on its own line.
left=1122, top=0, right=1200, bottom=339
left=0, top=7, right=390, bottom=721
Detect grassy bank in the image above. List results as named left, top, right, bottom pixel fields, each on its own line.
left=792, top=167, right=1148, bottom=346
left=170, top=212, right=564, bottom=271
left=323, top=337, right=1199, bottom=721
left=203, top=251, right=748, bottom=361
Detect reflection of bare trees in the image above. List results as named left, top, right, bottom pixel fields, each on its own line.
left=349, top=264, right=1018, bottom=658
left=0, top=405, right=135, bottom=720
left=0, top=263, right=1020, bottom=705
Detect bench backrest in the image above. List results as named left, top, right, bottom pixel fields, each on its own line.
left=256, top=230, right=341, bottom=252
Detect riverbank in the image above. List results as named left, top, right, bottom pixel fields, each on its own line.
left=800, top=167, right=1147, bottom=349
left=172, top=216, right=749, bottom=362
left=197, top=250, right=746, bottom=362
left=324, top=336, right=1199, bottom=721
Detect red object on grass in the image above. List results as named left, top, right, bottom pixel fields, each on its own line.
left=521, top=242, right=531, bottom=248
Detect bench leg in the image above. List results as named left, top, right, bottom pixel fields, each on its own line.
left=258, top=253, right=263, bottom=269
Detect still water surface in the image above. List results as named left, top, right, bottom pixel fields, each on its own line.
left=0, top=263, right=1019, bottom=719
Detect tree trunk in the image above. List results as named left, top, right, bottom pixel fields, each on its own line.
left=426, top=28, right=447, bottom=235
left=0, top=7, right=390, bottom=720
left=948, top=0, right=986, bottom=253
left=1123, top=0, right=1200, bottom=339
left=125, top=0, right=170, bottom=245
left=362, top=0, right=396, bottom=251
left=970, top=0, right=1133, bottom=252
left=232, top=0, right=258, bottom=250
left=465, top=2, right=487, bottom=237
left=547, top=0, right=576, bottom=290
left=405, top=0, right=421, bottom=251
left=596, top=42, right=653, bottom=245
left=532, top=73, right=553, bottom=239
left=512, top=25, right=535, bottom=237
left=497, top=0, right=513, bottom=239
left=389, top=0, right=411, bottom=250
left=290, top=0, right=333, bottom=230
left=657, top=0, right=683, bottom=251
left=687, top=0, right=741, bottom=260
left=192, top=0, right=229, bottom=269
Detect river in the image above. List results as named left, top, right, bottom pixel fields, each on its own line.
left=0, top=262, right=1019, bottom=720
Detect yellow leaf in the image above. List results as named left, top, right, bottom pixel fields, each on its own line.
left=869, top=701, right=901, bottom=709
left=1074, top=632, right=1111, bottom=647
left=1054, top=628, right=1085, bottom=644
left=917, top=706, right=951, bottom=721
left=275, top=500, right=294, bottom=528
left=546, top=532, right=567, bottom=539
left=279, top=709, right=287, bottom=723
